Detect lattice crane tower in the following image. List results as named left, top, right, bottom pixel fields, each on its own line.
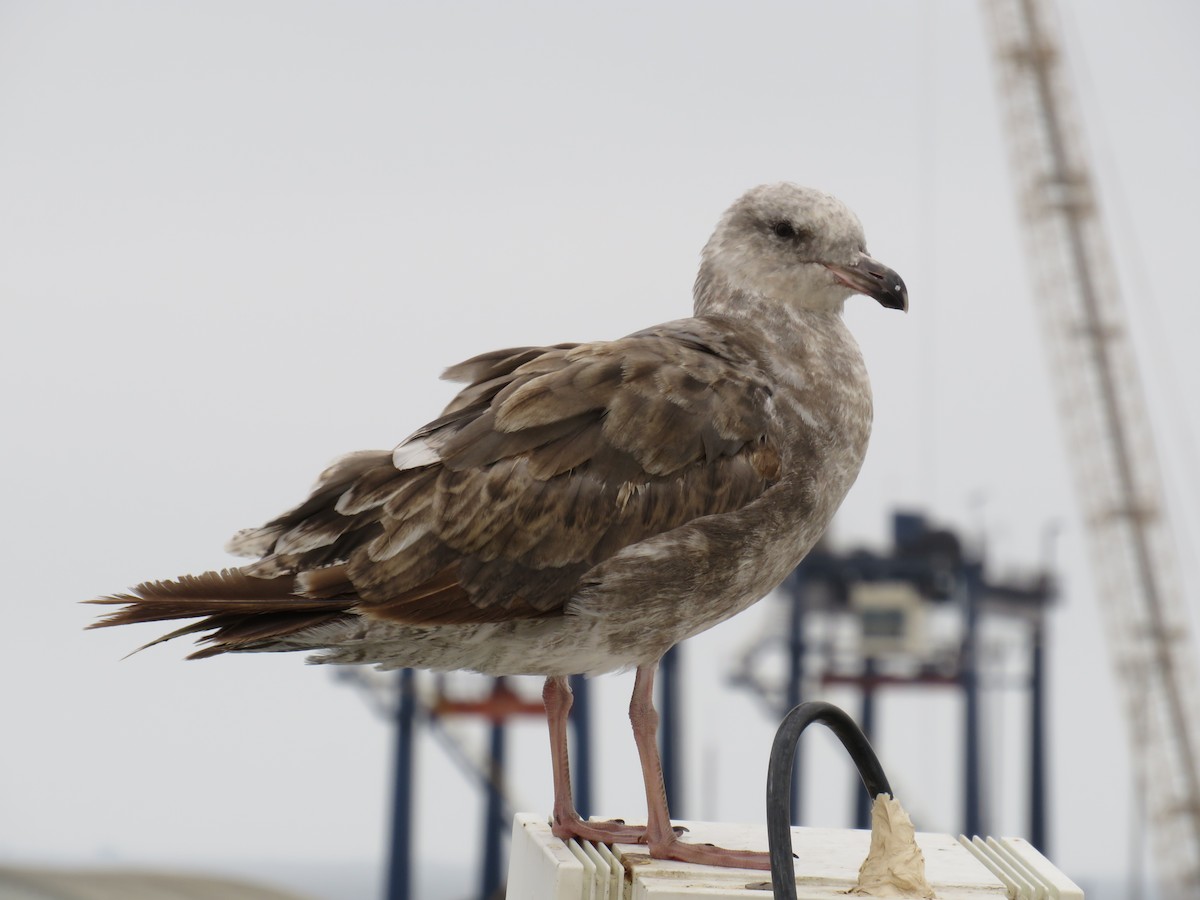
left=980, top=0, right=1200, bottom=896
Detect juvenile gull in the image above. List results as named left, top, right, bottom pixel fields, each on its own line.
left=91, top=183, right=907, bottom=870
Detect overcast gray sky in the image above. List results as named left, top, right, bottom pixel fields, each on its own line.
left=3, top=2, right=1198, bottom=898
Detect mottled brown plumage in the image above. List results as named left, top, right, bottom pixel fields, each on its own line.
left=93, top=320, right=785, bottom=639
left=89, top=183, right=907, bottom=869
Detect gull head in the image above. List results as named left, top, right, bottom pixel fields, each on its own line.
left=696, top=183, right=907, bottom=316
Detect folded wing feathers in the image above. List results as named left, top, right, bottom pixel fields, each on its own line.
left=313, top=450, right=396, bottom=491
left=272, top=508, right=362, bottom=557
left=97, top=323, right=786, bottom=645
left=439, top=409, right=601, bottom=473
left=493, top=359, right=618, bottom=433
left=347, top=532, right=449, bottom=601
left=603, top=387, right=699, bottom=475
left=295, top=563, right=355, bottom=598
left=392, top=438, right=441, bottom=472
left=441, top=343, right=580, bottom=386
left=522, top=420, right=607, bottom=480
left=338, top=466, right=432, bottom=517
left=431, top=458, right=531, bottom=554
left=367, top=515, right=433, bottom=563
left=224, top=450, right=394, bottom=557
left=225, top=525, right=286, bottom=559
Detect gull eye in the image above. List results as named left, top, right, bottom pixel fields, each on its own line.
left=771, top=221, right=797, bottom=239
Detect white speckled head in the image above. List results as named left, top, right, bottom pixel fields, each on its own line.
left=695, top=183, right=906, bottom=316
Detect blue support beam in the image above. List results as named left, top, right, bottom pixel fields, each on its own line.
left=1030, top=616, right=1048, bottom=852
left=480, top=681, right=508, bottom=900
left=385, top=668, right=417, bottom=900
left=659, top=644, right=683, bottom=816
left=569, top=674, right=593, bottom=819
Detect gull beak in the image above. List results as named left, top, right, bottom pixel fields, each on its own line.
left=824, top=254, right=908, bottom=312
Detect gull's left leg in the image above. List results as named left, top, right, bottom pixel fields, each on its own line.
left=543, top=675, right=647, bottom=844
left=629, top=661, right=772, bottom=870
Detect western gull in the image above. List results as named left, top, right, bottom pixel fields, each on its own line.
left=91, top=183, right=907, bottom=870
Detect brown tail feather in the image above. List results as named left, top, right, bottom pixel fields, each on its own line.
left=187, top=610, right=354, bottom=659
left=88, top=568, right=356, bottom=657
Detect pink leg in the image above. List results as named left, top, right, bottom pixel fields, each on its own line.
left=543, top=676, right=647, bottom=844
left=629, top=663, right=772, bottom=870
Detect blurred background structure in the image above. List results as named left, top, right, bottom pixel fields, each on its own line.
left=982, top=1, right=1200, bottom=894
left=732, top=512, right=1057, bottom=845
left=2, top=1, right=1198, bottom=899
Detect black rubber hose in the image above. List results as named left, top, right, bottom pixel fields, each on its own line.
left=766, top=701, right=893, bottom=899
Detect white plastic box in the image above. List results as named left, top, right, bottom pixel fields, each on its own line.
left=506, top=813, right=1083, bottom=899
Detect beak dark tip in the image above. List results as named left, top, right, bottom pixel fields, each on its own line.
left=884, top=274, right=908, bottom=312
left=880, top=284, right=908, bottom=312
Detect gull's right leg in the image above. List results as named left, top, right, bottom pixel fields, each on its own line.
left=628, top=663, right=771, bottom=869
